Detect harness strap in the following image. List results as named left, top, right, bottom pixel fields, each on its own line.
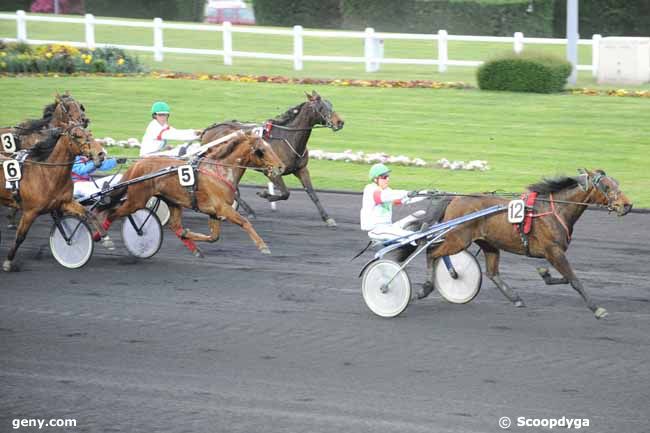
left=515, top=193, right=572, bottom=255
left=197, top=167, right=237, bottom=195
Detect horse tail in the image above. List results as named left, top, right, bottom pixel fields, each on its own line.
left=428, top=195, right=453, bottom=224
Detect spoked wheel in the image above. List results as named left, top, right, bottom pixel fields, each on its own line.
left=146, top=197, right=170, bottom=227
left=433, top=250, right=482, bottom=304
left=49, top=215, right=94, bottom=269
left=121, top=208, right=163, bottom=259
left=361, top=259, right=411, bottom=318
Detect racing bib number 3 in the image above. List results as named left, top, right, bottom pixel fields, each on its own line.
left=507, top=199, right=525, bottom=224
left=177, top=165, right=195, bottom=187
left=3, top=160, right=22, bottom=182
left=1, top=133, right=16, bottom=153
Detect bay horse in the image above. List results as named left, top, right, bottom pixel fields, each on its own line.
left=0, top=125, right=105, bottom=271
left=2, top=93, right=89, bottom=228
left=201, top=91, right=344, bottom=226
left=419, top=169, right=632, bottom=319
left=102, top=131, right=285, bottom=256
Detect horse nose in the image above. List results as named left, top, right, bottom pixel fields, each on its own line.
left=623, top=203, right=633, bottom=215
left=97, top=151, right=106, bottom=162
left=336, top=120, right=345, bottom=130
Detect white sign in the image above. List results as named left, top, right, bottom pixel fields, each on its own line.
left=251, top=127, right=263, bottom=137
left=507, top=199, right=525, bottom=224
left=1, top=133, right=17, bottom=153
left=177, top=165, right=195, bottom=187
left=3, top=160, right=22, bottom=182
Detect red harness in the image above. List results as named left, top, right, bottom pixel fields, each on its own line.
left=197, top=165, right=237, bottom=195
left=516, top=192, right=572, bottom=242
left=263, top=121, right=273, bottom=139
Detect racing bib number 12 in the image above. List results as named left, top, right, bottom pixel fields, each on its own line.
left=507, top=199, right=525, bottom=224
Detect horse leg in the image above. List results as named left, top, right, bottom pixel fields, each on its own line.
left=294, top=166, right=336, bottom=227
left=536, top=267, right=569, bottom=285
left=217, top=204, right=270, bottom=254
left=544, top=246, right=607, bottom=319
left=3, top=210, right=38, bottom=272
left=475, top=240, right=525, bottom=307
left=7, top=208, right=18, bottom=229
left=258, top=175, right=290, bottom=202
left=418, top=231, right=470, bottom=299
left=235, top=191, right=257, bottom=219
left=166, top=205, right=203, bottom=258
left=62, top=201, right=115, bottom=251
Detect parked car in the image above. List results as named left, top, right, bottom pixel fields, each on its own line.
left=204, top=0, right=255, bottom=25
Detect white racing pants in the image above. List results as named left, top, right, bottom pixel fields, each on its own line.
left=367, top=210, right=426, bottom=241
left=73, top=174, right=123, bottom=201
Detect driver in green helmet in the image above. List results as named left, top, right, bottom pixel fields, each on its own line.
left=360, top=163, right=427, bottom=240
left=140, top=101, right=203, bottom=156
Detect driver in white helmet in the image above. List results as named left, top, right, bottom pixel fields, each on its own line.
left=360, top=163, right=427, bottom=241
left=140, top=101, right=203, bottom=157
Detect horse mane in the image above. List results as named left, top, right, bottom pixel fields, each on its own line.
left=28, top=129, right=62, bottom=162
left=207, top=135, right=247, bottom=160
left=527, top=176, right=579, bottom=194
left=14, top=101, right=56, bottom=132
left=271, top=102, right=306, bottom=126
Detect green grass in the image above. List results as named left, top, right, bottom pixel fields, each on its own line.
left=2, top=13, right=649, bottom=90
left=1, top=75, right=648, bottom=206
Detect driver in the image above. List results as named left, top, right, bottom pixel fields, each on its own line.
left=360, top=163, right=427, bottom=241
left=140, top=101, right=203, bottom=157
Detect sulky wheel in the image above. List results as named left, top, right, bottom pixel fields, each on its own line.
left=121, top=208, right=163, bottom=259
left=433, top=250, right=482, bottom=304
left=361, top=259, right=411, bottom=318
left=49, top=215, right=94, bottom=269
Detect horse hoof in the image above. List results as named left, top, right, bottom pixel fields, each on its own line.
left=192, top=249, right=204, bottom=259
left=260, top=246, right=271, bottom=255
left=536, top=267, right=549, bottom=276
left=594, top=307, right=609, bottom=319
left=325, top=218, right=337, bottom=227
left=7, top=223, right=16, bottom=230
left=514, top=299, right=526, bottom=308
left=3, top=260, right=12, bottom=272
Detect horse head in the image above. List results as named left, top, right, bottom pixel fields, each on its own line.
left=53, top=93, right=89, bottom=128
left=580, top=169, right=633, bottom=216
left=244, top=132, right=285, bottom=177
left=63, top=125, right=105, bottom=165
left=305, top=90, right=344, bottom=131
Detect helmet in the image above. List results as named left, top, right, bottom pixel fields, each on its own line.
left=369, top=163, right=390, bottom=181
left=151, top=101, right=170, bottom=116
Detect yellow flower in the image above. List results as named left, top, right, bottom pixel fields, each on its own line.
left=117, top=58, right=125, bottom=65
left=0, top=52, right=6, bottom=57
left=84, top=58, right=91, bottom=64
left=45, top=52, right=53, bottom=58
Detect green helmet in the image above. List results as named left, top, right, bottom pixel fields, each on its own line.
left=369, top=163, right=390, bottom=181
left=151, top=101, right=170, bottom=116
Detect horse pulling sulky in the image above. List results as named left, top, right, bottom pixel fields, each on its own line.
left=359, top=169, right=633, bottom=319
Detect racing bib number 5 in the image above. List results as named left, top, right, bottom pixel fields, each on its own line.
left=177, top=165, right=195, bottom=187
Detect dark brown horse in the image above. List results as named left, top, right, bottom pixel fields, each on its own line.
left=201, top=91, right=344, bottom=226
left=0, top=125, right=104, bottom=271
left=420, top=169, right=632, bottom=319
left=103, top=131, right=285, bottom=256
left=2, top=93, right=89, bottom=228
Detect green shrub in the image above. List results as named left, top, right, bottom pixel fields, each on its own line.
left=477, top=52, right=571, bottom=93
left=254, top=0, right=343, bottom=29
left=0, top=41, right=146, bottom=74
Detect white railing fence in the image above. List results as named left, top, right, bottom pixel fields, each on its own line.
left=0, top=10, right=601, bottom=76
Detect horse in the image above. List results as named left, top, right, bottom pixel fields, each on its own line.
left=418, top=169, right=632, bottom=319
left=2, top=93, right=89, bottom=228
left=200, top=90, right=344, bottom=226
left=102, top=131, right=285, bottom=256
left=0, top=125, right=105, bottom=271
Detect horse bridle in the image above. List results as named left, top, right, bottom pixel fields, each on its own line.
left=579, top=172, right=620, bottom=211
left=310, top=99, right=336, bottom=129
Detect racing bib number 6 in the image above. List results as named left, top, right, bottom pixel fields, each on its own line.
left=507, top=199, right=525, bottom=224
left=3, top=160, right=22, bottom=182
left=1, top=133, right=16, bottom=153
left=177, top=165, right=195, bottom=187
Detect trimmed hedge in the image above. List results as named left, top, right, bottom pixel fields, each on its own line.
left=342, top=0, right=556, bottom=37
left=254, top=0, right=343, bottom=28
left=85, top=0, right=203, bottom=21
left=477, top=52, right=571, bottom=93
left=553, top=0, right=650, bottom=37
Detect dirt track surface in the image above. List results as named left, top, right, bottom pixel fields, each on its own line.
left=1, top=189, right=649, bottom=433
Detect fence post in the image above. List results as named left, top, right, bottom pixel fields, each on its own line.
left=268, top=182, right=277, bottom=211
left=364, top=27, right=375, bottom=73
left=293, top=25, right=303, bottom=71
left=85, top=13, right=95, bottom=50
left=223, top=21, right=232, bottom=65
left=591, top=34, right=601, bottom=78
left=16, top=10, right=27, bottom=42
left=514, top=32, right=524, bottom=54
left=438, top=29, right=447, bottom=73
left=153, top=17, right=163, bottom=62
